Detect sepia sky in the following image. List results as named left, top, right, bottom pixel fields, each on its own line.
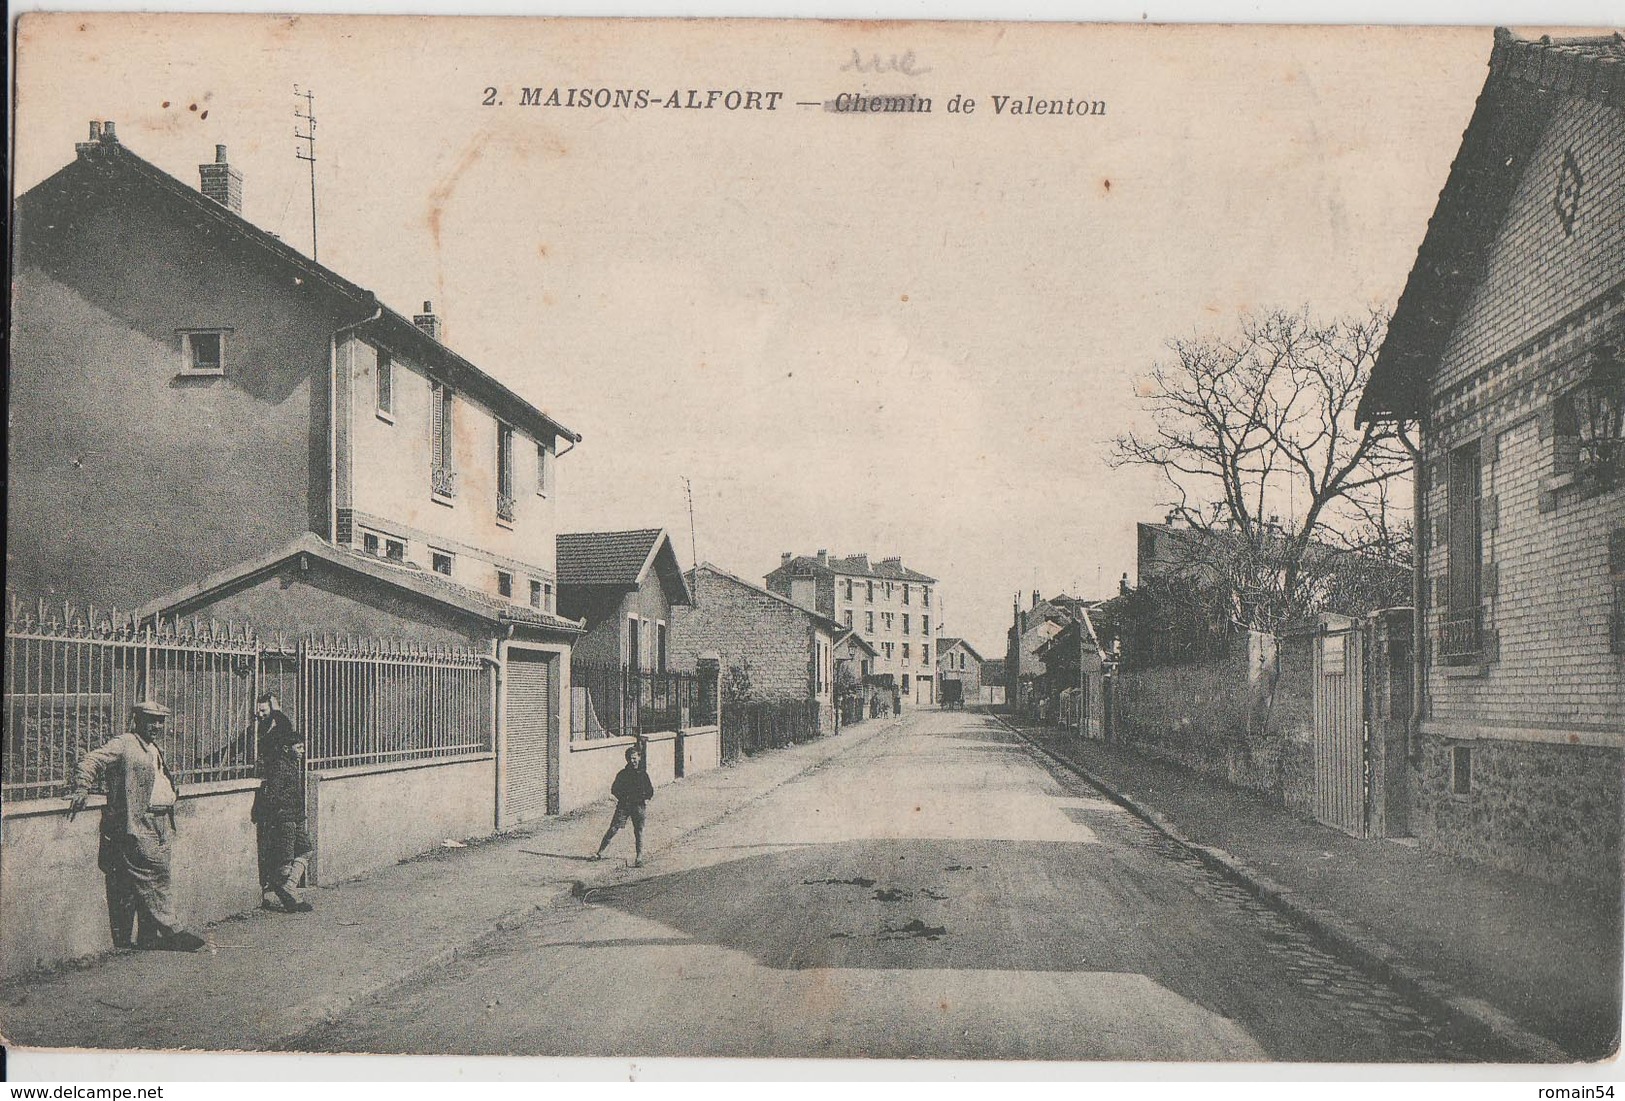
left=13, top=16, right=1506, bottom=654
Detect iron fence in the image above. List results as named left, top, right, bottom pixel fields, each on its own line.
left=570, top=663, right=716, bottom=741
left=720, top=698, right=823, bottom=762
left=4, top=597, right=493, bottom=801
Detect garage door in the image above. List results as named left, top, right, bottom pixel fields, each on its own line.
left=503, top=650, right=557, bottom=826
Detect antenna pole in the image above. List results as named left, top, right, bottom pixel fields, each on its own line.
left=294, top=84, right=319, bottom=260
left=682, top=477, right=699, bottom=572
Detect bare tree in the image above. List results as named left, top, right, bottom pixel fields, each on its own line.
left=1111, top=308, right=1413, bottom=632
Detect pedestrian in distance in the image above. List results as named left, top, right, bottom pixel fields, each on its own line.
left=67, top=699, right=207, bottom=952
left=250, top=693, right=315, bottom=913
left=593, top=742, right=655, bottom=866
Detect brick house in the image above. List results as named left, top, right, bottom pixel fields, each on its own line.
left=765, top=551, right=941, bottom=705
left=1004, top=591, right=1092, bottom=718
left=935, top=637, right=986, bottom=700
left=1357, top=30, right=1624, bottom=885
left=11, top=122, right=579, bottom=619
left=673, top=563, right=841, bottom=736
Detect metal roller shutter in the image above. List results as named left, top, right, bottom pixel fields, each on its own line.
left=504, top=651, right=554, bottom=826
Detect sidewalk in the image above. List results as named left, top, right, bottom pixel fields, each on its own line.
left=1003, top=713, right=1622, bottom=1063
left=0, top=715, right=902, bottom=1053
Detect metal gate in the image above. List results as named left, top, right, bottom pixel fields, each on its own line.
left=502, top=649, right=557, bottom=826
left=1312, top=615, right=1369, bottom=837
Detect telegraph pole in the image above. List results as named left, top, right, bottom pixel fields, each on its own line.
left=294, top=84, right=319, bottom=260
left=683, top=477, right=699, bottom=597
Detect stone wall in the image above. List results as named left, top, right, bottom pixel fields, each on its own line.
left=1111, top=630, right=1316, bottom=814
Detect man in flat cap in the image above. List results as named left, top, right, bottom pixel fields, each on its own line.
left=68, top=699, right=206, bottom=952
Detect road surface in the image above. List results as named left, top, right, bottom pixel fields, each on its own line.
left=300, top=708, right=1492, bottom=1061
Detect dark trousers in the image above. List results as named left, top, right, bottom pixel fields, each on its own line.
left=599, top=800, right=647, bottom=854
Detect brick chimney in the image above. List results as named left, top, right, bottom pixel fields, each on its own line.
left=816, top=549, right=828, bottom=566
left=781, top=552, right=792, bottom=565
left=199, top=145, right=243, bottom=213
left=881, top=556, right=902, bottom=568
left=1032, top=590, right=1041, bottom=609
left=414, top=301, right=442, bottom=341
left=76, top=120, right=120, bottom=157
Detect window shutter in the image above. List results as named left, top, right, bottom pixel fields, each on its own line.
left=442, top=387, right=455, bottom=469
left=430, top=383, right=445, bottom=466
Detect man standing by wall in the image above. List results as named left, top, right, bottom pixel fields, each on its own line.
left=251, top=693, right=315, bottom=913
left=68, top=700, right=206, bottom=952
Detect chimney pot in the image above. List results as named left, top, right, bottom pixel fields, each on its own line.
left=88, top=121, right=102, bottom=140
left=101, top=121, right=117, bottom=142
left=1119, top=572, right=1130, bottom=596
left=781, top=552, right=792, bottom=564
left=1032, top=590, right=1041, bottom=609
left=215, top=144, right=229, bottom=164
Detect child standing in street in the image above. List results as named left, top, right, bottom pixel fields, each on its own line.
left=593, top=743, right=655, bottom=866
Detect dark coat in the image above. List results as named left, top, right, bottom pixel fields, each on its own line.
left=251, top=710, right=305, bottom=822
left=610, top=764, right=654, bottom=806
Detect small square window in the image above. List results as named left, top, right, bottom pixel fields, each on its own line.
left=432, top=551, right=454, bottom=577
left=530, top=579, right=543, bottom=609
left=497, top=570, right=513, bottom=598
left=386, top=539, right=405, bottom=562
left=362, top=532, right=380, bottom=555
left=181, top=330, right=227, bottom=375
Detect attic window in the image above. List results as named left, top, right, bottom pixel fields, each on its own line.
left=179, top=330, right=228, bottom=376
left=1554, top=149, right=1584, bottom=237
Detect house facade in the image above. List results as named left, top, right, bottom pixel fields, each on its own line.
left=557, top=529, right=692, bottom=672
left=935, top=637, right=985, bottom=699
left=673, top=563, right=841, bottom=737
left=765, top=551, right=940, bottom=705
left=1005, top=591, right=1091, bottom=718
left=10, top=123, right=578, bottom=619
left=1358, top=30, right=1625, bottom=885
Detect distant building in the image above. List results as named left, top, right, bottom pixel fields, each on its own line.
left=935, top=637, right=985, bottom=700
left=1004, top=591, right=1096, bottom=718
left=672, top=563, right=842, bottom=737
left=765, top=550, right=941, bottom=705
left=1357, top=29, right=1624, bottom=885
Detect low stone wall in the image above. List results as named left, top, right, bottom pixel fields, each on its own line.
left=558, top=725, right=722, bottom=815
left=1, top=780, right=260, bottom=978
left=1413, top=733, right=1623, bottom=887
left=1110, top=630, right=1316, bottom=814
left=309, top=755, right=496, bottom=885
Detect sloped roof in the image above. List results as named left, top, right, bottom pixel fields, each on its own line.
left=136, top=534, right=585, bottom=635
left=937, top=637, right=986, bottom=664
left=557, top=529, right=693, bottom=604
left=834, top=628, right=878, bottom=657
left=1359, top=28, right=1625, bottom=424
left=19, top=129, right=580, bottom=447
left=690, top=563, right=846, bottom=634
left=777, top=553, right=937, bottom=584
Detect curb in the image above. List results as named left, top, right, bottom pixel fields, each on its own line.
left=268, top=712, right=906, bottom=1051
left=994, top=713, right=1574, bottom=1064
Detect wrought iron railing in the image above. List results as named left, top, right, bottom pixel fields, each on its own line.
left=431, top=464, right=458, bottom=499
left=569, top=662, right=717, bottom=741
left=496, top=492, right=517, bottom=524
left=1439, top=608, right=1483, bottom=661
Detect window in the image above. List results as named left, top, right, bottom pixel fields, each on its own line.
left=866, top=581, right=874, bottom=603
left=627, top=617, right=641, bottom=671
left=180, top=330, right=227, bottom=376
left=902, top=674, right=911, bottom=693
left=376, top=351, right=394, bottom=417
left=903, top=584, right=911, bottom=605
left=923, top=587, right=931, bottom=608
left=361, top=529, right=406, bottom=562
left=536, top=442, right=552, bottom=497
left=902, top=614, right=910, bottom=634
left=844, top=610, right=854, bottom=628
left=386, top=538, right=405, bottom=562
left=1554, top=351, right=1623, bottom=486
left=921, top=644, right=929, bottom=666
left=431, top=550, right=454, bottom=577
left=497, top=570, right=513, bottom=598
left=883, top=613, right=894, bottom=630
left=883, top=642, right=894, bottom=659
left=496, top=424, right=515, bottom=523
left=922, top=615, right=930, bottom=635
left=958, top=652, right=966, bottom=670
left=544, top=582, right=554, bottom=612
left=845, top=579, right=854, bottom=601
left=903, top=643, right=911, bottom=661
left=657, top=622, right=668, bottom=672
left=430, top=382, right=457, bottom=499
left=866, top=611, right=875, bottom=633
left=530, top=579, right=543, bottom=609
left=363, top=532, right=380, bottom=555
left=1442, top=440, right=1483, bottom=662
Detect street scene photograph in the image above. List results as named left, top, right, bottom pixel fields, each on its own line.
left=3, top=11, right=1623, bottom=1077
